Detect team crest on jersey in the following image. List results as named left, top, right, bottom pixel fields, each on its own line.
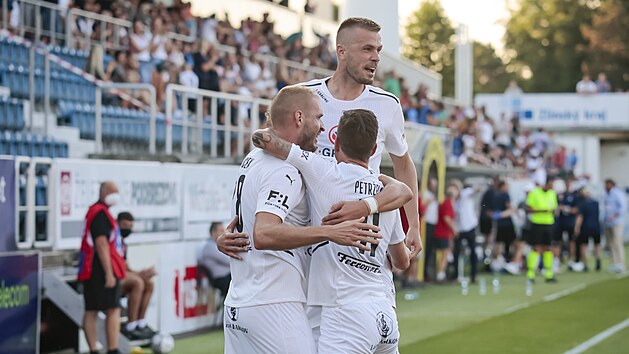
left=376, top=311, right=393, bottom=338
left=301, top=151, right=310, bottom=160
left=328, top=125, right=338, bottom=144
left=228, top=306, right=238, bottom=321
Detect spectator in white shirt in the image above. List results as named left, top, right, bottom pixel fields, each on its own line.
left=576, top=74, right=598, bottom=94
left=129, top=19, right=153, bottom=83
left=150, top=18, right=169, bottom=63
left=423, top=178, right=440, bottom=280
left=450, top=180, right=480, bottom=283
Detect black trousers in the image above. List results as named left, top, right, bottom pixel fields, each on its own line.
left=452, top=228, right=478, bottom=282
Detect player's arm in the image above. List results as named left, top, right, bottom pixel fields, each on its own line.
left=252, top=128, right=291, bottom=160
left=390, top=152, right=421, bottom=256
left=388, top=242, right=411, bottom=271
left=253, top=212, right=380, bottom=252
left=321, top=174, right=412, bottom=225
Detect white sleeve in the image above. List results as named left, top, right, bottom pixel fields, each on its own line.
left=255, top=164, right=303, bottom=222
left=388, top=211, right=406, bottom=245
left=384, top=104, right=409, bottom=157
left=286, top=143, right=335, bottom=186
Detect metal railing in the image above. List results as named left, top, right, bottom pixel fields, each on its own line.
left=94, top=83, right=157, bottom=154
left=65, top=7, right=131, bottom=52
left=14, top=156, right=53, bottom=249
left=165, top=84, right=272, bottom=157
left=3, top=0, right=67, bottom=45
left=1, top=0, right=196, bottom=50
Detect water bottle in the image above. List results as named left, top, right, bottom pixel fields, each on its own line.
left=461, top=279, right=469, bottom=296
left=404, top=291, right=419, bottom=301
left=525, top=279, right=533, bottom=296
left=479, top=277, right=487, bottom=295
left=492, top=277, right=501, bottom=294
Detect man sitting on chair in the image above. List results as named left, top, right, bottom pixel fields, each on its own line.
left=199, top=222, right=232, bottom=297
left=118, top=212, right=156, bottom=340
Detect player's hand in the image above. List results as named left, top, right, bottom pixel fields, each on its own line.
left=105, top=274, right=116, bottom=289
left=321, top=200, right=369, bottom=225
left=217, top=215, right=250, bottom=260
left=405, top=225, right=422, bottom=257
left=326, top=217, right=382, bottom=252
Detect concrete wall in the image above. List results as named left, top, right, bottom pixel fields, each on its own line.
left=601, top=142, right=629, bottom=187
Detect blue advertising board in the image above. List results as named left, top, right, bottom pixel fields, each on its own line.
left=0, top=252, right=40, bottom=354
left=0, top=159, right=16, bottom=252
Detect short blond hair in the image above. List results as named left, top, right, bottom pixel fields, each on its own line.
left=267, top=85, right=318, bottom=127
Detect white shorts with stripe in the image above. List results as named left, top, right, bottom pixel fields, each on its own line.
left=224, top=302, right=316, bottom=354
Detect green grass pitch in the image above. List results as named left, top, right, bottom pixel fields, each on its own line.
left=171, top=248, right=629, bottom=354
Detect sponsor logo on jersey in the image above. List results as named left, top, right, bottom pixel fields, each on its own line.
left=228, top=306, right=238, bottom=321
left=301, top=151, right=310, bottom=160
left=376, top=311, right=393, bottom=338
left=285, top=174, right=296, bottom=185
left=337, top=252, right=381, bottom=273
left=240, top=156, right=254, bottom=169
left=328, top=125, right=338, bottom=144
left=320, top=147, right=335, bottom=157
left=265, top=190, right=290, bottom=210
left=315, top=89, right=329, bottom=103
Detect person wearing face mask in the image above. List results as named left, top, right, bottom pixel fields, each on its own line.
left=77, top=181, right=126, bottom=354
left=117, top=212, right=157, bottom=340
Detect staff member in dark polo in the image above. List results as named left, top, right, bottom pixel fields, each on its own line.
left=77, top=181, right=126, bottom=354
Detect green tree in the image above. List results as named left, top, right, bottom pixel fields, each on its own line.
left=473, top=41, right=513, bottom=93
left=581, top=0, right=629, bottom=91
left=403, top=0, right=455, bottom=97
left=504, top=0, right=593, bottom=92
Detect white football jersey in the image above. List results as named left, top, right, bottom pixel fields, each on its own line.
left=286, top=145, right=406, bottom=307
left=302, top=77, right=408, bottom=174
left=224, top=149, right=310, bottom=308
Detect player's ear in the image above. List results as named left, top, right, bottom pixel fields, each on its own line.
left=334, top=139, right=340, bottom=154
left=370, top=143, right=377, bottom=157
left=336, top=44, right=345, bottom=60
left=293, top=110, right=303, bottom=126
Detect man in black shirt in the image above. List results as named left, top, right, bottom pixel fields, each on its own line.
left=79, top=181, right=126, bottom=354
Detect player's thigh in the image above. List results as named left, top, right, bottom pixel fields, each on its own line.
left=224, top=302, right=315, bottom=354
left=318, top=302, right=399, bottom=354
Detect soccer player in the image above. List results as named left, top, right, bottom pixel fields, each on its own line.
left=526, top=177, right=559, bottom=283
left=223, top=86, right=384, bottom=354
left=252, top=108, right=411, bottom=353
left=299, top=17, right=421, bottom=258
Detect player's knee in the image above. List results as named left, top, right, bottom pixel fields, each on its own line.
left=144, top=280, right=154, bottom=293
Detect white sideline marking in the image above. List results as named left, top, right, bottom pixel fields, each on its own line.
left=503, top=303, right=529, bottom=314
left=543, top=284, right=586, bottom=302
left=563, top=318, right=629, bottom=354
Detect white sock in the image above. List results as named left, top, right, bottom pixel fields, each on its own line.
left=126, top=321, right=138, bottom=331
left=137, top=319, right=147, bottom=328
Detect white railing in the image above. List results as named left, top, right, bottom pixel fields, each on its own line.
left=1, top=0, right=196, bottom=49
left=4, top=0, right=67, bottom=45
left=165, top=84, right=272, bottom=157
left=12, top=156, right=53, bottom=249
left=94, top=83, right=157, bottom=154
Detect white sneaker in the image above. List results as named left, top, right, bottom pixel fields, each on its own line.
left=607, top=264, right=620, bottom=273
left=437, top=271, right=446, bottom=282
left=505, top=262, right=521, bottom=275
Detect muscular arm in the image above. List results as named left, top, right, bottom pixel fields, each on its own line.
left=390, top=152, right=421, bottom=256
left=251, top=128, right=291, bottom=159
left=254, top=212, right=380, bottom=252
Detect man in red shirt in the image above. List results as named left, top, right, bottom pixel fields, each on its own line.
left=434, top=186, right=458, bottom=282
